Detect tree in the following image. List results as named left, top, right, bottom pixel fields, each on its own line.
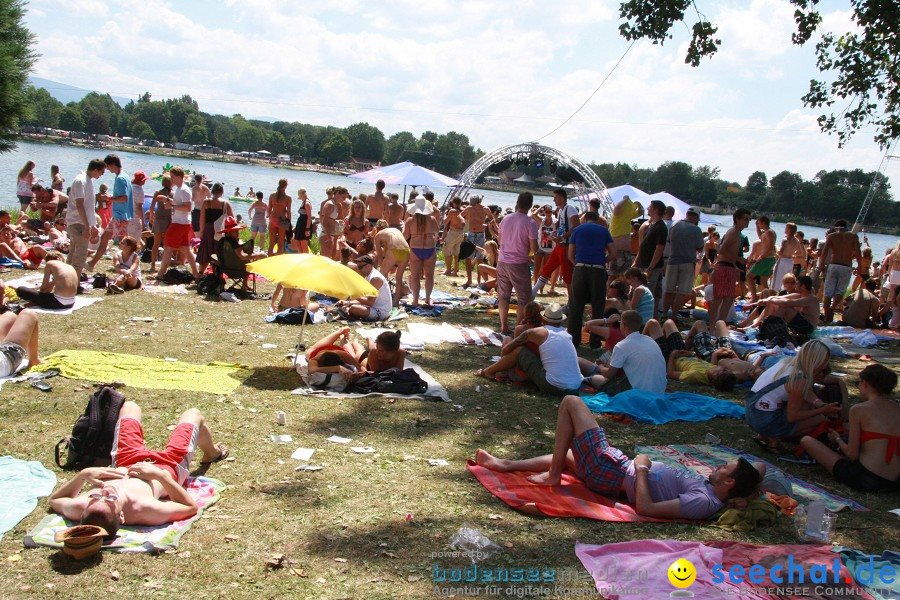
left=651, top=161, right=693, bottom=198
left=264, top=130, right=285, bottom=154
left=320, top=132, right=352, bottom=164
left=769, top=170, right=804, bottom=213
left=130, top=119, right=155, bottom=140
left=133, top=101, right=172, bottom=141
left=181, top=113, right=207, bottom=144
left=236, top=122, right=266, bottom=152
left=383, top=131, right=417, bottom=164
left=746, top=171, right=768, bottom=194
left=0, top=0, right=37, bottom=152
left=59, top=105, right=85, bottom=131
left=344, top=122, right=385, bottom=161
left=285, top=133, right=308, bottom=159
left=23, top=86, right=63, bottom=128
left=618, top=1, right=899, bottom=147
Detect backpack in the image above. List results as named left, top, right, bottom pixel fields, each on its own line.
left=758, top=316, right=795, bottom=348
left=54, top=387, right=126, bottom=470
left=196, top=272, right=224, bottom=296
left=163, top=268, right=195, bottom=284
left=350, top=368, right=428, bottom=395
left=91, top=273, right=108, bottom=289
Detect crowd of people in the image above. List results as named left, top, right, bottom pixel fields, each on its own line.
left=5, top=157, right=899, bottom=554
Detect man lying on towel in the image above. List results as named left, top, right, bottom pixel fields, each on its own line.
left=476, top=395, right=763, bottom=520
left=49, top=401, right=229, bottom=539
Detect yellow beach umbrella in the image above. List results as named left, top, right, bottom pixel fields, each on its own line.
left=246, top=254, right=378, bottom=360
left=247, top=254, right=377, bottom=299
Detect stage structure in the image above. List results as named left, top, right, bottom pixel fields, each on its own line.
left=445, top=142, right=614, bottom=217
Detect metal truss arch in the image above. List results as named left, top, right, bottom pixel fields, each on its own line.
left=445, top=142, right=613, bottom=217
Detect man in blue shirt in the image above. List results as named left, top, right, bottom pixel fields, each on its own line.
left=88, top=154, right=133, bottom=271
left=567, top=211, right=615, bottom=347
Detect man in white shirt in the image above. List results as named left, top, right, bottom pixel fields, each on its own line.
left=585, top=310, right=666, bottom=394
left=66, top=159, right=106, bottom=280
left=156, top=167, right=199, bottom=282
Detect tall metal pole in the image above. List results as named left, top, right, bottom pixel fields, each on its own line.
left=853, top=139, right=897, bottom=233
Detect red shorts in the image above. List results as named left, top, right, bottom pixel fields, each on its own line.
left=164, top=223, right=193, bottom=249
left=111, top=417, right=197, bottom=485
left=21, top=247, right=42, bottom=266
left=712, top=263, right=738, bottom=298
left=603, top=325, right=624, bottom=351
left=539, top=245, right=573, bottom=284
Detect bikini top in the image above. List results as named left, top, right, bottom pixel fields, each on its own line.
left=860, top=429, right=900, bottom=464
left=347, top=221, right=366, bottom=232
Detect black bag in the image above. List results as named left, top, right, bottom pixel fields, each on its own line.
left=55, top=387, right=126, bottom=470
left=196, top=272, right=224, bottom=296
left=350, top=368, right=428, bottom=395
left=92, top=273, right=108, bottom=289
left=163, top=268, right=195, bottom=284
left=758, top=315, right=795, bottom=348
left=458, top=239, right=476, bottom=261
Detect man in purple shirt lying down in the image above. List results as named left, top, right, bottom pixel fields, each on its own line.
left=476, top=395, right=764, bottom=520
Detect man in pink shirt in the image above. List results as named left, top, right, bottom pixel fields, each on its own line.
left=496, top=192, right=539, bottom=335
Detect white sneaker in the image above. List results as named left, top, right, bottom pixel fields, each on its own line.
left=220, top=291, right=241, bottom=303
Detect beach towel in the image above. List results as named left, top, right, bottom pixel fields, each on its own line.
left=292, top=359, right=450, bottom=402
left=579, top=389, right=744, bottom=424
left=635, top=444, right=867, bottom=512
left=712, top=496, right=779, bottom=531
left=30, top=350, right=252, bottom=394
left=0, top=257, right=26, bottom=269
left=402, top=304, right=447, bottom=317
left=355, top=327, right=425, bottom=351
left=25, top=296, right=103, bottom=315
left=24, top=477, right=224, bottom=554
left=575, top=540, right=871, bottom=600
left=407, top=289, right=466, bottom=303
left=834, top=547, right=900, bottom=600
left=0, top=456, right=56, bottom=542
left=467, top=461, right=690, bottom=523
left=142, top=280, right=189, bottom=294
left=406, top=322, right=503, bottom=347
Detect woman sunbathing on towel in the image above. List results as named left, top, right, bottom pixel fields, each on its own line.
left=49, top=400, right=228, bottom=541
left=476, top=395, right=764, bottom=519
left=306, top=327, right=365, bottom=381
left=361, top=330, right=405, bottom=372
left=801, top=364, right=900, bottom=492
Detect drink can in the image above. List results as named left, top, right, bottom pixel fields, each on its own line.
left=276, top=411, right=286, bottom=426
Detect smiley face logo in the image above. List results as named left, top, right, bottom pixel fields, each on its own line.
left=668, top=558, right=697, bottom=589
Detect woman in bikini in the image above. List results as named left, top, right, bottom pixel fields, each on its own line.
left=318, top=187, right=342, bottom=260
left=404, top=198, right=438, bottom=307
left=267, top=178, right=292, bottom=256
left=801, top=364, right=900, bottom=492
left=344, top=198, right=370, bottom=247
left=291, top=188, right=314, bottom=253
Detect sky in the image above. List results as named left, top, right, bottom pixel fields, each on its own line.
left=21, top=0, right=897, bottom=186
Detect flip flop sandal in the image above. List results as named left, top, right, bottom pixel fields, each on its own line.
left=201, top=443, right=230, bottom=465
left=30, top=379, right=52, bottom=392
left=34, top=369, right=60, bottom=380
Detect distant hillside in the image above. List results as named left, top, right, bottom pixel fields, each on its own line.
left=28, top=76, right=132, bottom=106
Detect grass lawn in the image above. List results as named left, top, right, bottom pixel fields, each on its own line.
left=0, top=258, right=897, bottom=599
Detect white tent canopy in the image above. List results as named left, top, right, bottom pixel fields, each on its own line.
left=601, top=185, right=720, bottom=225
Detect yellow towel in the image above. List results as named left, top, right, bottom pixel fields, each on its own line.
left=31, top=350, right=252, bottom=395
left=713, top=497, right=779, bottom=531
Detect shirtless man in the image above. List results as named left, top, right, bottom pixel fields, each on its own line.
left=742, top=275, right=820, bottom=336
left=366, top=179, right=387, bottom=226
left=440, top=197, right=465, bottom=276
left=771, top=222, right=801, bottom=292
left=818, top=219, right=861, bottom=323
left=373, top=221, right=409, bottom=305
left=27, top=185, right=64, bottom=233
left=270, top=283, right=319, bottom=314
left=460, top=196, right=494, bottom=287
left=191, top=174, right=211, bottom=237
left=0, top=226, right=47, bottom=269
left=747, top=215, right=777, bottom=299
left=48, top=401, right=228, bottom=541
left=386, top=193, right=405, bottom=229
left=710, top=208, right=751, bottom=324
left=336, top=186, right=352, bottom=217
left=15, top=252, right=78, bottom=310
left=47, top=218, right=70, bottom=252
left=319, top=187, right=343, bottom=261
left=684, top=319, right=766, bottom=382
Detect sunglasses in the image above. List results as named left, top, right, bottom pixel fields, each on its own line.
left=88, top=490, right=119, bottom=504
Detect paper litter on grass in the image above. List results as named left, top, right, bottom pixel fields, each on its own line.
left=290, top=448, right=315, bottom=461
left=271, top=434, right=293, bottom=444
left=295, top=465, right=324, bottom=471
left=327, top=435, right=352, bottom=444
left=350, top=447, right=376, bottom=454
left=427, top=459, right=449, bottom=467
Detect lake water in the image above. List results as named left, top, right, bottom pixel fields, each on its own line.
left=3, top=141, right=896, bottom=259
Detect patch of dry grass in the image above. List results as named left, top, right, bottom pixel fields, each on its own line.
left=0, top=260, right=897, bottom=599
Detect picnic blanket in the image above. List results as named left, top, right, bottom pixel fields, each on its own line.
left=467, top=461, right=687, bottom=523
left=25, top=296, right=104, bottom=315
left=405, top=289, right=466, bottom=303
left=355, top=327, right=425, bottom=350
left=635, top=444, right=867, bottom=512
left=406, top=322, right=503, bottom=347
left=292, top=359, right=450, bottom=402
left=576, top=540, right=871, bottom=600
left=30, top=350, right=252, bottom=394
left=25, top=477, right=224, bottom=554
left=142, top=280, right=189, bottom=294
left=834, top=547, right=900, bottom=600
left=0, top=456, right=56, bottom=542
left=579, top=389, right=744, bottom=424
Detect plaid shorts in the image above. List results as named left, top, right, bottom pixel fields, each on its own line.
left=570, top=427, right=630, bottom=495
left=654, top=331, right=685, bottom=362
left=692, top=332, right=733, bottom=362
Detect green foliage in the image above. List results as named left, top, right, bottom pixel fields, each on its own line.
left=0, top=0, right=37, bottom=152
left=285, top=133, right=307, bottom=159
left=59, top=105, right=85, bottom=131
left=130, top=119, right=155, bottom=140
left=745, top=171, right=768, bottom=194
left=384, top=131, right=417, bottom=164
left=344, top=122, right=384, bottom=161
left=22, top=86, right=63, bottom=128
left=618, top=0, right=899, bottom=147
left=320, top=132, right=353, bottom=164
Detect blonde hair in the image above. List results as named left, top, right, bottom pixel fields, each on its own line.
left=484, top=240, right=499, bottom=263
left=351, top=198, right=367, bottom=219
left=776, top=339, right=830, bottom=397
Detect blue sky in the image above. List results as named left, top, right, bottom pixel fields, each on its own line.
left=22, top=0, right=895, bottom=185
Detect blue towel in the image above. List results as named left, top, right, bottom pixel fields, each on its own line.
left=403, top=304, right=446, bottom=317
left=833, top=547, right=900, bottom=600
left=0, top=456, right=56, bottom=541
left=0, top=257, right=26, bottom=269
left=579, top=389, right=745, bottom=424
